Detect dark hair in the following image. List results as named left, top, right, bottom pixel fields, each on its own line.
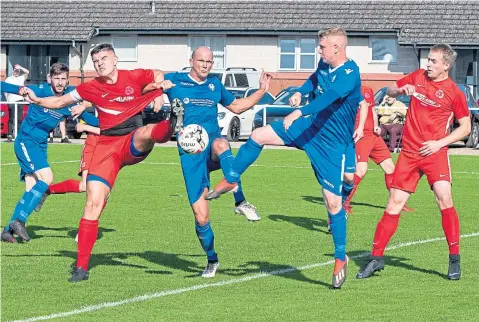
left=90, top=43, right=115, bottom=57
left=49, top=63, right=69, bottom=77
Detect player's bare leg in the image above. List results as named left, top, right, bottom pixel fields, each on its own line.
left=69, top=180, right=110, bottom=283
left=357, top=188, right=411, bottom=279
left=192, top=188, right=219, bottom=278
left=207, top=125, right=284, bottom=200
left=379, top=158, right=415, bottom=212
left=433, top=181, right=460, bottom=280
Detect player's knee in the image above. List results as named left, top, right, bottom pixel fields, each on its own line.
left=343, top=173, right=354, bottom=185
left=212, top=138, right=229, bottom=153
left=250, top=129, right=264, bottom=144
left=437, top=193, right=453, bottom=209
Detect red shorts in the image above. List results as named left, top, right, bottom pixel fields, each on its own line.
left=391, top=149, right=451, bottom=193
left=88, top=130, right=151, bottom=188
left=355, top=134, right=391, bottom=164
left=78, top=134, right=99, bottom=176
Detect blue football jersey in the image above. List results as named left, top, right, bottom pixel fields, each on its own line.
left=18, top=83, right=94, bottom=146
left=164, top=72, right=235, bottom=137
left=299, top=59, right=363, bottom=148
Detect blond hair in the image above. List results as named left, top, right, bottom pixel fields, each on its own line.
left=430, top=44, right=457, bottom=66
left=318, top=27, right=348, bottom=46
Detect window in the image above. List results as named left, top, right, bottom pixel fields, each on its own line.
left=279, top=38, right=317, bottom=71
left=112, top=36, right=138, bottom=62
left=7, top=45, right=70, bottom=84
left=189, top=36, right=226, bottom=68
left=370, top=37, right=397, bottom=63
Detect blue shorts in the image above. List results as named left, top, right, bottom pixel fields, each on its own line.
left=270, top=119, right=346, bottom=196
left=344, top=141, right=356, bottom=174
left=179, top=133, right=223, bottom=205
left=14, top=137, right=49, bottom=181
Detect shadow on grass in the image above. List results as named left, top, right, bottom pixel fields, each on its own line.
left=24, top=225, right=116, bottom=241
left=268, top=214, right=329, bottom=234
left=301, top=195, right=384, bottom=211
left=334, top=250, right=448, bottom=280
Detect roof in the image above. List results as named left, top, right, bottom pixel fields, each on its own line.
left=1, top=0, right=478, bottom=46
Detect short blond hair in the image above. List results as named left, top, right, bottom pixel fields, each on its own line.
left=430, top=44, right=457, bottom=67
left=318, top=27, right=347, bottom=39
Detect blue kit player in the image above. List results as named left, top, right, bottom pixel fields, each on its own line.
left=1, top=63, right=98, bottom=243
left=163, top=46, right=272, bottom=277
left=207, top=28, right=362, bottom=288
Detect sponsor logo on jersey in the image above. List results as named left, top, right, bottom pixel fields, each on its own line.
left=412, top=92, right=441, bottom=108
left=125, top=86, right=134, bottom=95
left=435, top=89, right=444, bottom=99
left=110, top=96, right=135, bottom=103
left=364, top=92, right=370, bottom=98
left=181, top=82, right=194, bottom=86
left=208, top=83, right=215, bottom=91
left=345, top=69, right=354, bottom=74
left=183, top=97, right=190, bottom=104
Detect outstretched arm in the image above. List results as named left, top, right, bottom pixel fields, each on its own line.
left=225, top=72, right=272, bottom=114
left=20, top=87, right=76, bottom=109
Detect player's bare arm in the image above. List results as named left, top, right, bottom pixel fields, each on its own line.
left=419, top=116, right=471, bottom=156
left=76, top=123, right=100, bottom=135
left=20, top=87, right=76, bottom=109
left=354, top=99, right=368, bottom=142
left=226, top=72, right=272, bottom=114
left=387, top=83, right=415, bottom=97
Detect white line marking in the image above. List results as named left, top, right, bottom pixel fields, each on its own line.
left=9, top=232, right=479, bottom=322
left=1, top=160, right=479, bottom=176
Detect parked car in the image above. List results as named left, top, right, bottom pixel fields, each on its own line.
left=217, top=87, right=275, bottom=141
left=253, top=86, right=311, bottom=129
left=180, top=67, right=261, bottom=88
left=0, top=103, right=9, bottom=137
left=375, top=85, right=479, bottom=147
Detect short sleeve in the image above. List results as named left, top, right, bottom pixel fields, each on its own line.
left=218, top=81, right=235, bottom=107
left=452, top=88, right=470, bottom=119
left=396, top=69, right=423, bottom=88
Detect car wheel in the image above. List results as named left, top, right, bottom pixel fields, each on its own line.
left=227, top=117, right=240, bottom=142
left=468, top=121, right=479, bottom=148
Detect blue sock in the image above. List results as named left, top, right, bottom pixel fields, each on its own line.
left=231, top=138, right=263, bottom=182
left=329, top=208, right=347, bottom=261
left=195, top=221, right=218, bottom=262
left=218, top=149, right=237, bottom=183
left=4, top=194, right=28, bottom=231
left=342, top=181, right=354, bottom=204
left=15, top=181, right=49, bottom=223
left=233, top=181, right=246, bottom=205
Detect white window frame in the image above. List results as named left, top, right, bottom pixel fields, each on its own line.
left=188, top=36, right=226, bottom=69
left=111, top=36, right=138, bottom=62
left=369, top=36, right=398, bottom=64
left=278, top=37, right=318, bottom=71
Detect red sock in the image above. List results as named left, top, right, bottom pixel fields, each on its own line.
left=151, top=120, right=173, bottom=143
left=49, top=179, right=81, bottom=194
left=371, top=211, right=401, bottom=257
left=345, top=174, right=362, bottom=204
left=76, top=218, right=99, bottom=270
left=384, top=173, right=394, bottom=191
left=441, top=207, right=460, bottom=255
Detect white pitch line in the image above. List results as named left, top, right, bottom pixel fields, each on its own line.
left=2, top=160, right=479, bottom=176
left=9, top=231, right=479, bottom=322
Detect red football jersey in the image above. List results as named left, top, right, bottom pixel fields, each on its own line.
left=396, top=69, right=469, bottom=154
left=355, top=86, right=375, bottom=133
left=75, top=69, right=162, bottom=130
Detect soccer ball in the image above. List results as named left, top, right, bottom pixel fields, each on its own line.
left=178, top=124, right=209, bottom=154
